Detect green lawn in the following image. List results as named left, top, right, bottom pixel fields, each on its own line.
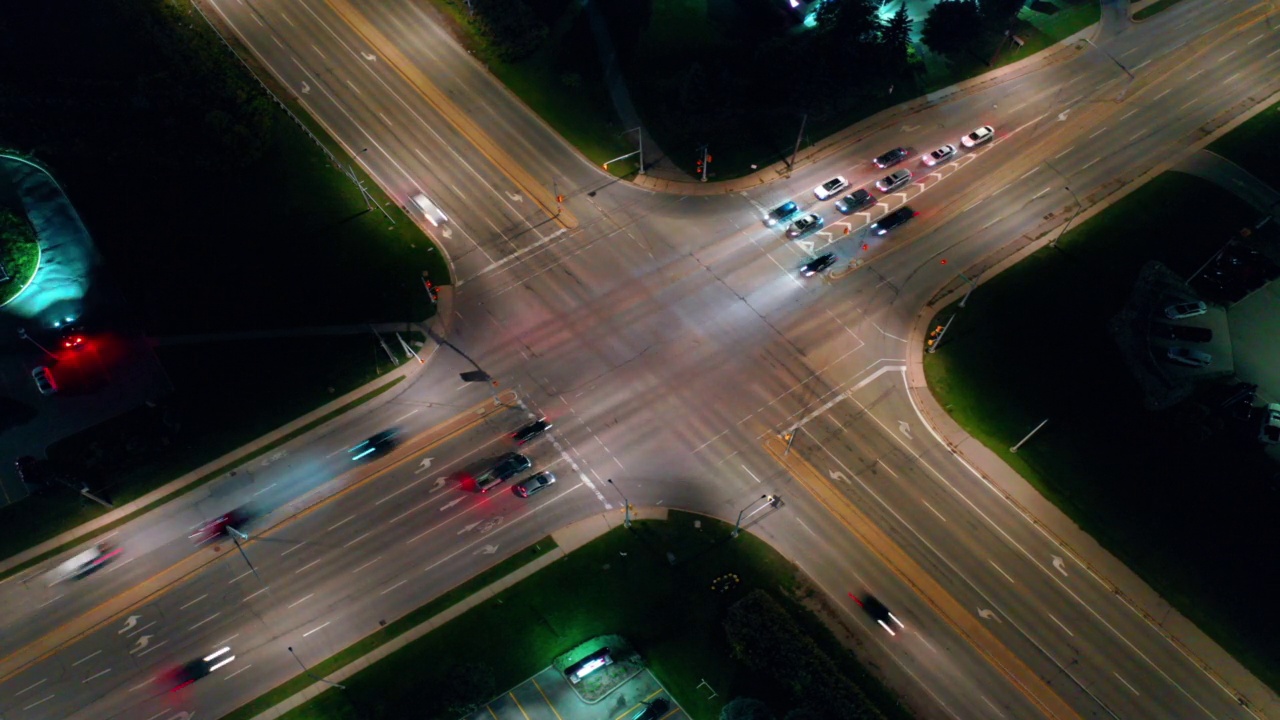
left=270, top=513, right=911, bottom=720
left=1133, top=0, right=1190, bottom=21
left=0, top=209, right=40, bottom=306
left=923, top=171, right=1280, bottom=691
left=1209, top=98, right=1280, bottom=193
left=0, top=334, right=408, bottom=579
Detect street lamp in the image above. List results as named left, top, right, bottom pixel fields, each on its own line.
left=606, top=478, right=631, bottom=528
left=289, top=646, right=346, bottom=689
left=731, top=495, right=769, bottom=538
left=1082, top=38, right=1134, bottom=80
left=622, top=127, right=644, bottom=175
left=1052, top=185, right=1083, bottom=248
left=17, top=328, right=58, bottom=361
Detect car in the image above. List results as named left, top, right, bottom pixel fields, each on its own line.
left=31, top=366, right=57, bottom=395
left=512, top=418, right=552, bottom=445
left=476, top=452, right=532, bottom=492
left=875, top=169, right=912, bottom=193
left=764, top=200, right=800, bottom=226
left=868, top=206, right=916, bottom=236
left=800, top=253, right=837, bottom=277
left=629, top=698, right=671, bottom=720
left=961, top=125, right=994, bottom=148
left=922, top=144, right=956, bottom=167
left=168, top=646, right=236, bottom=691
left=411, top=193, right=449, bottom=226
left=513, top=471, right=556, bottom=497
left=834, top=189, right=875, bottom=215
left=786, top=214, right=824, bottom=239
left=1164, top=301, right=1207, bottom=320
left=1259, top=403, right=1280, bottom=444
left=873, top=147, right=909, bottom=168
left=190, top=507, right=252, bottom=544
left=856, top=594, right=906, bottom=635
left=349, top=429, right=399, bottom=461
left=813, top=176, right=850, bottom=200
left=1165, top=347, right=1211, bottom=368
left=61, top=327, right=87, bottom=351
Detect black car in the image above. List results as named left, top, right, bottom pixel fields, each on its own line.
left=630, top=698, right=671, bottom=720
left=873, top=147, right=909, bottom=168
left=857, top=595, right=906, bottom=635
left=800, top=253, right=837, bottom=277
left=168, top=646, right=236, bottom=691
left=513, top=418, right=552, bottom=445
left=868, top=206, right=916, bottom=236
left=476, top=452, right=532, bottom=492
left=349, top=429, right=399, bottom=461
left=834, top=189, right=875, bottom=215
left=765, top=200, right=800, bottom=226
left=513, top=471, right=556, bottom=498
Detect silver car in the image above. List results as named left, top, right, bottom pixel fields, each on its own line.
left=875, top=169, right=912, bottom=193
left=787, top=214, right=824, bottom=239
left=1166, top=347, right=1211, bottom=368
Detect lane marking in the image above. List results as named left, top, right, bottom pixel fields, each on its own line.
left=1115, top=672, right=1140, bottom=695
left=344, top=532, right=372, bottom=548
left=179, top=594, right=207, bottom=610
left=1080, top=157, right=1101, bottom=171
left=295, top=559, right=323, bottom=574
left=229, top=569, right=253, bottom=584
left=741, top=465, right=763, bottom=484
left=189, top=612, right=221, bottom=630
left=15, top=678, right=47, bottom=695
left=1127, top=131, right=1144, bottom=143
left=225, top=663, right=253, bottom=680
left=137, top=640, right=168, bottom=657
left=244, top=586, right=270, bottom=602
left=287, top=594, right=314, bottom=609
left=303, top=621, right=331, bottom=637
left=381, top=579, right=409, bottom=595
left=1152, top=88, right=1171, bottom=101
left=81, top=668, right=111, bottom=683
left=1088, top=127, right=1108, bottom=139
left=1121, top=109, right=1139, bottom=120
left=280, top=543, right=305, bottom=557
left=352, top=556, right=382, bottom=573
left=1020, top=167, right=1040, bottom=180
left=73, top=650, right=102, bottom=666
left=921, top=499, right=947, bottom=522
left=1048, top=612, right=1075, bottom=637
left=23, top=694, right=55, bottom=710
left=375, top=476, right=427, bottom=505
left=1225, top=72, right=1241, bottom=83
left=328, top=515, right=356, bottom=531
left=989, top=560, right=1015, bottom=584
left=1031, top=187, right=1051, bottom=200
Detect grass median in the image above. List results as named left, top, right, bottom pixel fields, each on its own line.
left=923, top=171, right=1280, bottom=690
left=1209, top=98, right=1280, bottom=192
left=258, top=512, right=910, bottom=720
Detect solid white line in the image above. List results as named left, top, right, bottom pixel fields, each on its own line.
left=741, top=465, right=763, bottom=484
left=288, top=594, right=314, bottom=609
left=981, top=695, right=1007, bottom=718
left=23, top=695, right=55, bottom=710
left=375, top=476, right=427, bottom=505
left=344, top=532, right=372, bottom=548
left=244, top=586, right=270, bottom=602
left=16, top=678, right=47, bottom=696
left=352, top=556, right=382, bottom=573
left=303, top=621, right=332, bottom=637
left=1048, top=612, right=1075, bottom=637
left=328, top=515, right=356, bottom=530
left=989, top=560, right=1015, bottom=584
left=82, top=668, right=111, bottom=683
left=1115, top=672, right=1141, bottom=695
left=295, top=559, right=322, bottom=574
left=73, top=650, right=102, bottom=666
left=390, top=500, right=432, bottom=523
left=1088, top=127, right=1108, bottom=139
left=381, top=579, right=409, bottom=595
left=1080, top=157, right=1101, bottom=171
left=921, top=499, right=947, bottom=522
left=180, top=594, right=207, bottom=610
left=1019, top=167, right=1040, bottom=180
left=875, top=459, right=899, bottom=478
left=1054, top=146, right=1074, bottom=159
left=189, top=612, right=221, bottom=630
left=224, top=664, right=253, bottom=680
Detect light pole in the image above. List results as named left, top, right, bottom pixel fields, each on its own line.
left=1082, top=38, right=1134, bottom=80
left=289, top=646, right=347, bottom=689
left=732, top=495, right=769, bottom=538
left=17, top=328, right=57, bottom=361
left=606, top=478, right=631, bottom=528
left=1052, top=185, right=1083, bottom=248
left=622, top=127, right=644, bottom=175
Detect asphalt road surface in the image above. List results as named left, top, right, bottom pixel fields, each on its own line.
left=2, top=0, right=1279, bottom=718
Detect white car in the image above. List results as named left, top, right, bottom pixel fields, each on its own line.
left=1165, top=347, right=1211, bottom=368
left=1164, top=301, right=1207, bottom=320
left=922, top=144, right=956, bottom=167
left=961, top=126, right=994, bottom=148
left=813, top=176, right=850, bottom=200
left=411, top=193, right=449, bottom=226
left=875, top=169, right=912, bottom=193
left=1259, top=403, right=1280, bottom=445
left=32, top=366, right=57, bottom=395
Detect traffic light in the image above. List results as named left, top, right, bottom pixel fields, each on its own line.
left=706, top=155, right=712, bottom=163
left=556, top=194, right=565, bottom=203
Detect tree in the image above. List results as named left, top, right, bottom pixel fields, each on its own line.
left=921, top=0, right=983, bottom=59
left=783, top=709, right=823, bottom=720
left=721, top=697, right=775, bottom=720
left=982, top=0, right=1027, bottom=25
left=880, top=3, right=913, bottom=71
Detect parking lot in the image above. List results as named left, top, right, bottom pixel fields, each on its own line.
left=466, top=666, right=685, bottom=720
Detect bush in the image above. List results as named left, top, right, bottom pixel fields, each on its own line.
left=472, top=0, right=548, bottom=61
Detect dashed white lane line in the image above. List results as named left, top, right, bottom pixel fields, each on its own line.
left=390, top=499, right=432, bottom=523
left=244, top=586, right=270, bottom=602
left=1247, top=34, right=1265, bottom=45
left=303, top=621, right=331, bottom=637
left=225, top=664, right=253, bottom=680
left=1153, top=88, right=1171, bottom=101
left=137, top=640, right=168, bottom=658
left=1054, top=145, right=1074, bottom=159
left=352, top=556, right=382, bottom=573
left=288, top=594, right=313, bottom=609
left=214, top=634, right=239, bottom=648
left=37, top=595, right=63, bottom=609
left=189, top=612, right=221, bottom=631
left=73, top=650, right=102, bottom=666
left=1020, top=167, right=1040, bottom=180
left=229, top=569, right=253, bottom=584
left=375, top=476, right=428, bottom=505
left=381, top=579, right=409, bottom=595
left=253, top=482, right=277, bottom=497
left=344, top=532, right=372, bottom=548
left=1080, top=157, right=1101, bottom=171
left=1180, top=99, right=1197, bottom=110
left=1088, top=127, right=1108, bottom=139
left=1225, top=72, right=1241, bottom=83
left=295, top=559, right=323, bottom=574
left=1132, top=59, right=1150, bottom=72
left=328, top=515, right=356, bottom=531
left=921, top=499, right=947, bottom=522
left=1187, top=68, right=1206, bottom=80
left=15, top=678, right=47, bottom=696
left=180, top=594, right=207, bottom=610
left=1031, top=187, right=1051, bottom=200
left=1219, top=50, right=1236, bottom=62
left=989, top=560, right=1016, bottom=584
left=1127, top=131, right=1145, bottom=143
left=1115, top=672, right=1141, bottom=695
left=1121, top=109, right=1139, bottom=120
left=1269, top=48, right=1280, bottom=59
left=981, top=695, right=1007, bottom=719
left=280, top=543, right=305, bottom=557
left=1048, top=612, right=1075, bottom=637
left=875, top=459, right=899, bottom=478
left=23, top=694, right=55, bottom=710
left=741, top=465, right=763, bottom=484
left=81, top=668, right=112, bottom=683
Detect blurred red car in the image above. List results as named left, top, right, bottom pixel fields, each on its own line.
left=190, top=507, right=251, bottom=544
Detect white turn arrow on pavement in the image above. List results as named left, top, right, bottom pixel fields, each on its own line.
left=300, top=82, right=311, bottom=95
left=898, top=421, right=912, bottom=439
left=430, top=477, right=448, bottom=492
left=414, top=457, right=435, bottom=474
left=901, top=125, right=920, bottom=132
left=506, top=191, right=524, bottom=202
left=440, top=497, right=464, bottom=511
left=828, top=469, right=851, bottom=484
left=457, top=521, right=481, bottom=535
left=168, top=712, right=194, bottom=720
left=361, top=52, right=377, bottom=62
left=473, top=544, right=499, bottom=556
left=441, top=226, right=453, bottom=238
left=1058, top=109, right=1071, bottom=121
left=118, top=614, right=140, bottom=634
left=977, top=608, right=1002, bottom=623
left=130, top=635, right=153, bottom=653
left=1052, top=555, right=1069, bottom=576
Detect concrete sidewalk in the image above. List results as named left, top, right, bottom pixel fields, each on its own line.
left=249, top=506, right=661, bottom=720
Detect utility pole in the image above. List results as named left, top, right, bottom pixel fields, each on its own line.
left=606, top=478, right=632, bottom=528
left=289, top=646, right=346, bottom=689
left=696, top=145, right=710, bottom=183
left=788, top=114, right=808, bottom=176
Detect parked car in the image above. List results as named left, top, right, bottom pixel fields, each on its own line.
left=873, top=147, right=910, bottom=168
left=1165, top=347, right=1211, bottom=368
left=1259, top=403, right=1280, bottom=444
left=813, top=176, right=850, bottom=200
left=513, top=471, right=556, bottom=498
left=834, top=189, right=875, bottom=215
left=800, top=253, right=837, bottom=277
left=765, top=200, right=800, bottom=226
left=961, top=125, right=994, bottom=148
left=629, top=698, right=671, bottom=720
left=875, top=169, right=912, bottom=193
left=868, top=206, right=916, bottom=236
left=1164, top=301, right=1207, bottom=319
left=787, top=214, right=824, bottom=239
left=512, top=418, right=552, bottom=445
left=31, top=366, right=57, bottom=395
left=922, top=144, right=956, bottom=166
left=855, top=594, right=906, bottom=636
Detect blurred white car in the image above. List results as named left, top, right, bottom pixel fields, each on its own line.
left=961, top=126, right=994, bottom=148
left=411, top=193, right=449, bottom=226
left=1164, top=301, right=1207, bottom=320
left=813, top=176, right=850, bottom=200
left=922, top=144, right=956, bottom=166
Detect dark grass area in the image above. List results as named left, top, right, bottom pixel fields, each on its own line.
left=1132, top=0, right=1190, bottom=21
left=0, top=210, right=40, bottom=305
left=0, top=334, right=407, bottom=574
left=276, top=513, right=911, bottom=720
left=923, top=172, right=1280, bottom=691
left=0, top=0, right=447, bottom=334
left=1209, top=99, right=1280, bottom=194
